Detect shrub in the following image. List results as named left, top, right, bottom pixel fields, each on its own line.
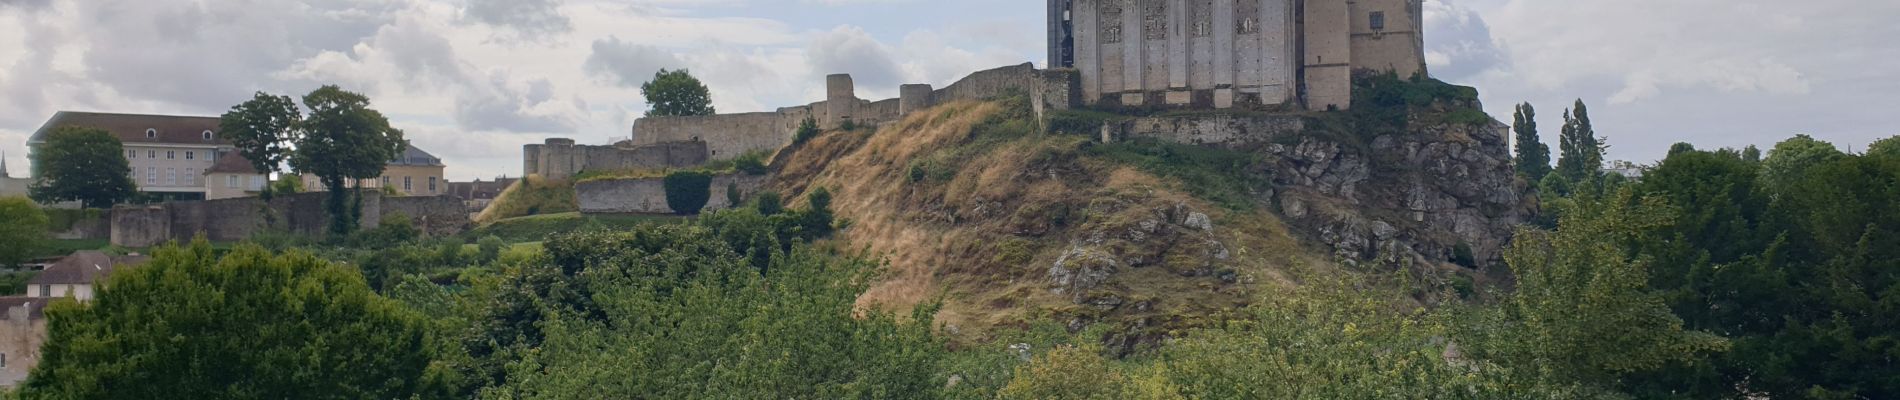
left=477, top=235, right=506, bottom=263
left=733, top=151, right=769, bottom=175
left=350, top=212, right=419, bottom=249
left=1452, top=241, right=1478, bottom=268
left=754, top=191, right=784, bottom=216
left=662, top=171, right=714, bottom=215
left=793, top=114, right=820, bottom=145
left=0, top=197, right=49, bottom=267
left=725, top=182, right=742, bottom=209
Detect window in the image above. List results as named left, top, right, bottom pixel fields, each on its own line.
left=381, top=176, right=390, bottom=188
left=185, top=169, right=195, bottom=186
left=148, top=150, right=155, bottom=158
left=228, top=175, right=239, bottom=188
left=166, top=151, right=175, bottom=160
left=1370, top=11, right=1386, bottom=31
left=403, top=176, right=413, bottom=192
left=202, top=130, right=213, bottom=140
left=145, top=128, right=156, bottom=138
left=251, top=176, right=263, bottom=190
left=185, top=151, right=194, bottom=160
left=39, top=284, right=49, bottom=297
left=127, top=149, right=136, bottom=158
left=146, top=167, right=156, bottom=184
left=428, top=177, right=437, bottom=193
left=167, top=168, right=176, bottom=186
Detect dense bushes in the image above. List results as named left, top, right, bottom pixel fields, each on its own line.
left=662, top=170, right=713, bottom=215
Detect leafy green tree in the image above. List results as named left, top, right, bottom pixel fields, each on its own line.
left=0, top=197, right=49, bottom=267
left=1555, top=100, right=1604, bottom=181
left=754, top=191, right=784, bottom=216
left=1165, top=271, right=1593, bottom=399
left=477, top=235, right=506, bottom=264
left=1478, top=188, right=1728, bottom=388
left=220, top=92, right=302, bottom=199
left=273, top=173, right=306, bottom=194
left=640, top=69, right=715, bottom=117
left=287, top=85, right=408, bottom=235
left=1512, top=102, right=1553, bottom=181
left=1741, top=145, right=1762, bottom=163
left=482, top=225, right=943, bottom=399
left=1861, top=134, right=1899, bottom=159
left=1758, top=134, right=1844, bottom=197
left=19, top=240, right=451, bottom=399
left=1667, top=142, right=1696, bottom=156
left=662, top=170, right=712, bottom=215
left=999, top=345, right=1179, bottom=400
left=28, top=126, right=136, bottom=208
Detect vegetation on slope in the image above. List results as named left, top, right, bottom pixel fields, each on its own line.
left=770, top=96, right=1314, bottom=345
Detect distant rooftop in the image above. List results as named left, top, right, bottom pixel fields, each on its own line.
left=28, top=111, right=227, bottom=147
left=391, top=144, right=444, bottom=167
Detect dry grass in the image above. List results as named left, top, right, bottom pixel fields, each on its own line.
left=474, top=175, right=577, bottom=224
left=771, top=100, right=1328, bottom=342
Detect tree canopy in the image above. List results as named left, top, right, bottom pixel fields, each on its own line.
left=28, top=126, right=137, bottom=208
left=1512, top=102, right=1552, bottom=181
left=281, top=85, right=408, bottom=235
left=641, top=69, right=716, bottom=117
left=0, top=196, right=48, bottom=267
left=20, top=240, right=450, bottom=399
left=219, top=92, right=303, bottom=198
left=1554, top=99, right=1604, bottom=181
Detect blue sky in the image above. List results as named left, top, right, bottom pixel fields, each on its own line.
left=2, top=0, right=1895, bottom=180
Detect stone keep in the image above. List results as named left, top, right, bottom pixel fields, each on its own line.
left=1048, top=0, right=1426, bottom=111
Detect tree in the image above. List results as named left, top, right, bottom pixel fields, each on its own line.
left=662, top=170, right=713, bottom=215
left=793, top=113, right=821, bottom=145
left=1758, top=134, right=1844, bottom=196
left=641, top=69, right=715, bottom=117
left=1863, top=134, right=1900, bottom=160
left=19, top=240, right=450, bottom=399
left=0, top=197, right=49, bottom=267
left=28, top=126, right=136, bottom=208
left=1482, top=188, right=1728, bottom=387
left=1512, top=102, right=1553, bottom=181
left=287, top=86, right=408, bottom=235
left=1555, top=100, right=1604, bottom=181
left=273, top=173, right=306, bottom=194
left=220, top=92, right=302, bottom=199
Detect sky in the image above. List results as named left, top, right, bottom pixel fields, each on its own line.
left=1, top=0, right=1895, bottom=181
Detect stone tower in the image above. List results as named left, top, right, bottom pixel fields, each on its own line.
left=1047, top=0, right=1426, bottom=111
left=825, top=74, right=858, bottom=129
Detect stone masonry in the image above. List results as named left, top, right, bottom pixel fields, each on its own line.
left=1048, top=0, right=1427, bottom=111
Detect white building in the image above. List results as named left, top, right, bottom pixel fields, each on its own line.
left=26, top=111, right=233, bottom=201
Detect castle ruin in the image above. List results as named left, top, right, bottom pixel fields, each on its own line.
left=527, top=0, right=1426, bottom=181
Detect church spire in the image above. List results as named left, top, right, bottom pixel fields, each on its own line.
left=1, top=151, right=9, bottom=178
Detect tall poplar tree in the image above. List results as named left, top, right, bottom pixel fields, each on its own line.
left=1556, top=100, right=1605, bottom=181
left=1512, top=102, right=1553, bottom=181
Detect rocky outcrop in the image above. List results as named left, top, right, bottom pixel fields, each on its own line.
left=1268, top=117, right=1528, bottom=268
left=1047, top=200, right=1231, bottom=307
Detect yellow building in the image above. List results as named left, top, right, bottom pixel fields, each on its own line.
left=203, top=150, right=269, bottom=200
left=302, top=145, right=447, bottom=196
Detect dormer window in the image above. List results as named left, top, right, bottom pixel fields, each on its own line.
left=202, top=130, right=213, bottom=140
left=145, top=128, right=157, bottom=138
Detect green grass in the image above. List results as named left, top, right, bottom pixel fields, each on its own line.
left=1085, top=139, right=1271, bottom=211
left=465, top=212, right=684, bottom=243
left=32, top=238, right=110, bottom=259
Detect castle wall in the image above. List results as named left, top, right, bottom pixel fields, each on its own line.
left=108, top=192, right=470, bottom=247
left=629, top=112, right=801, bottom=161
left=1348, top=0, right=1426, bottom=78
left=0, top=305, right=46, bottom=387
left=1106, top=113, right=1307, bottom=149
left=576, top=174, right=769, bottom=215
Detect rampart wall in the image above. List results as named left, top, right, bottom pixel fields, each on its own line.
left=524, top=140, right=708, bottom=181
left=576, top=174, right=769, bottom=214
left=1106, top=113, right=1307, bottom=149
left=109, top=192, right=469, bottom=247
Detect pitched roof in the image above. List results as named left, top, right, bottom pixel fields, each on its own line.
left=390, top=144, right=444, bottom=166
left=206, top=150, right=263, bottom=174
left=30, top=251, right=148, bottom=285
left=28, top=111, right=227, bottom=147
left=0, top=297, right=50, bottom=321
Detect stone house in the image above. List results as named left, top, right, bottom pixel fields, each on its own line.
left=26, top=111, right=234, bottom=201
left=0, top=250, right=145, bottom=387
left=302, top=145, right=448, bottom=197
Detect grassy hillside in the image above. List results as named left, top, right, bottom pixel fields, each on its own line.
left=771, top=98, right=1330, bottom=345
left=473, top=174, right=577, bottom=224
